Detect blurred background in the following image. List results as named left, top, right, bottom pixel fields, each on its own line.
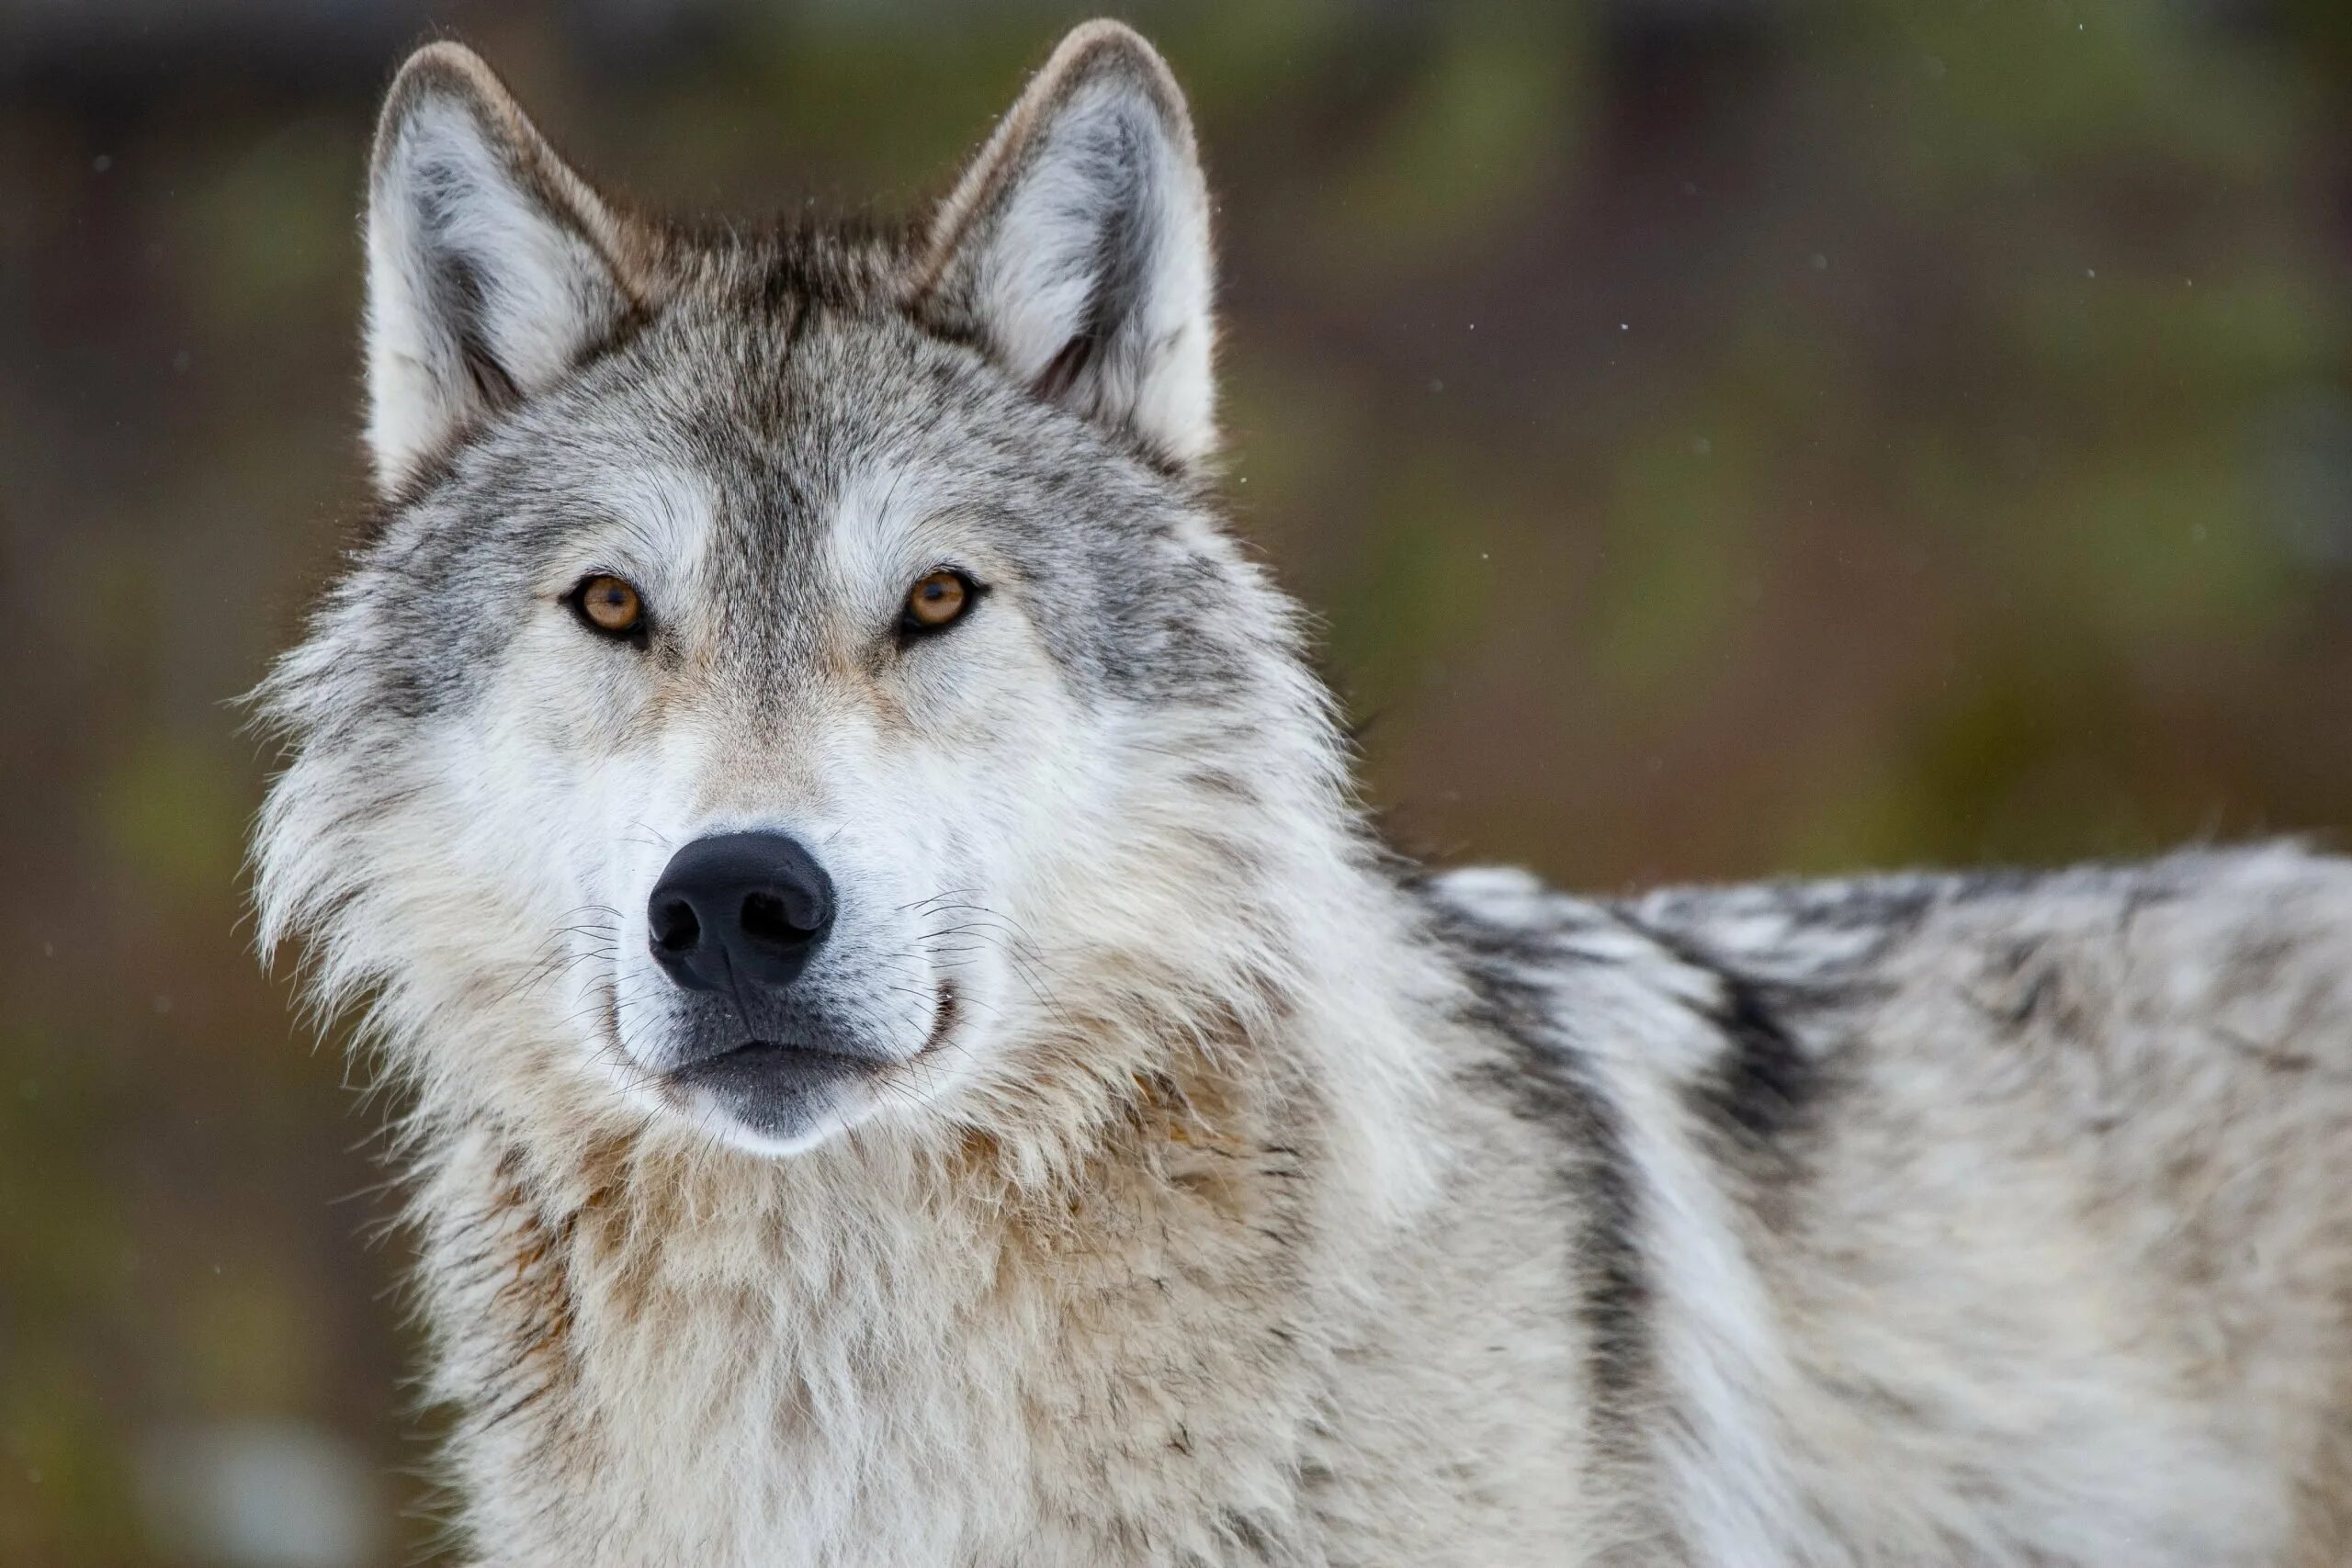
left=5, top=0, right=2351, bottom=1562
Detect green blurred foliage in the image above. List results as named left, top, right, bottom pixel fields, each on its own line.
left=4, top=1, right=2350, bottom=1562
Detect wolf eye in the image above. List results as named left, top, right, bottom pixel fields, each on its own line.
left=569, top=574, right=646, bottom=639
left=900, top=569, right=978, bottom=635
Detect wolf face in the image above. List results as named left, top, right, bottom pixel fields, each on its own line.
left=256, top=28, right=1349, bottom=1159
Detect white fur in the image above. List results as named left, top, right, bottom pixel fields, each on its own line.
left=365, top=50, right=635, bottom=492
left=922, top=22, right=1218, bottom=465
left=254, top=26, right=2352, bottom=1568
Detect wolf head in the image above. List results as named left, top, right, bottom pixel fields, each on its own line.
left=254, top=25, right=1396, bottom=1168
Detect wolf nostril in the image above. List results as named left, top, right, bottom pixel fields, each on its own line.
left=748, top=888, right=832, bottom=949
left=651, top=898, right=701, bottom=954
left=741, top=891, right=794, bottom=947
left=646, top=832, right=835, bottom=993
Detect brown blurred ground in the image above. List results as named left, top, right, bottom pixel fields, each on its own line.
left=4, top=2, right=2351, bottom=1562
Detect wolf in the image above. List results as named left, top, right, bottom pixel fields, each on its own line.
left=250, top=20, right=2352, bottom=1566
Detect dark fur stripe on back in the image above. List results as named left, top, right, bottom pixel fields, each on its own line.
left=1425, top=895, right=1652, bottom=1418
left=1610, top=910, right=1830, bottom=1164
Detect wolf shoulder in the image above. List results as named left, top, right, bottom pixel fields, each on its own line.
left=1420, top=843, right=2352, bottom=1562
left=1422, top=840, right=2352, bottom=1135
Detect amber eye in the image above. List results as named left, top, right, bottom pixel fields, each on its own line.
left=901, top=569, right=977, bottom=635
left=570, top=574, right=646, bottom=638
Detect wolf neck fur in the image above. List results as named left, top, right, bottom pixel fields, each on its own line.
left=398, top=842, right=1457, bottom=1551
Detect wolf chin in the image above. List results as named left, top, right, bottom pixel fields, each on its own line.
left=252, top=21, right=2352, bottom=1566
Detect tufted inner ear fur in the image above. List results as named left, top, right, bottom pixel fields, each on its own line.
left=362, top=43, right=650, bottom=494
left=911, top=21, right=1218, bottom=469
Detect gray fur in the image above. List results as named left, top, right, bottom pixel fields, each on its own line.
left=253, top=23, right=2352, bottom=1566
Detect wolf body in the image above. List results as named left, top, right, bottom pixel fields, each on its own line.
left=253, top=23, right=2352, bottom=1566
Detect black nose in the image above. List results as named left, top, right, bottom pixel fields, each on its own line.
left=647, top=832, right=836, bottom=994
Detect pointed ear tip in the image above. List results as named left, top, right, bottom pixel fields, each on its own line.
left=383, top=39, right=508, bottom=107
left=1044, top=18, right=1191, bottom=115
left=1052, top=17, right=1168, bottom=63
left=372, top=40, right=517, bottom=163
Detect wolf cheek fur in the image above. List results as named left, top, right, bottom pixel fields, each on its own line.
left=253, top=19, right=2352, bottom=1567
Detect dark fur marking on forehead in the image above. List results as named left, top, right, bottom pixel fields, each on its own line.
left=628, top=214, right=916, bottom=372
left=782, top=288, right=818, bottom=355
left=368, top=212, right=902, bottom=526
left=331, top=191, right=1250, bottom=737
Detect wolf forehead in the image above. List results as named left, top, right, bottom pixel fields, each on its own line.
left=342, top=278, right=1241, bottom=721
left=309, top=22, right=1269, bottom=728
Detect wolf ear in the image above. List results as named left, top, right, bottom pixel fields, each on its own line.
left=912, top=21, right=1217, bottom=468
left=363, top=44, right=646, bottom=494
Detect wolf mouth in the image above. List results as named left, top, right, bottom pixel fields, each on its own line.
left=660, top=982, right=960, bottom=1137
left=667, top=1037, right=878, bottom=1098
